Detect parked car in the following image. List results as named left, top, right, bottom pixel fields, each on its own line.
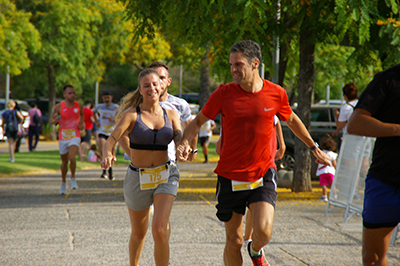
left=175, top=93, right=199, bottom=104
left=276, top=104, right=342, bottom=179
left=0, top=99, right=31, bottom=141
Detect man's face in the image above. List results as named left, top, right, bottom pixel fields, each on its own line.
left=153, top=67, right=171, bottom=98
left=102, top=95, right=113, bottom=105
left=229, top=52, right=256, bottom=85
left=63, top=87, right=75, bottom=102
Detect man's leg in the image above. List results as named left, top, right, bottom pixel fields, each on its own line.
left=28, top=127, right=34, bottom=151
left=98, top=136, right=107, bottom=158
left=248, top=201, right=274, bottom=253
left=362, top=226, right=396, bottom=266
left=244, top=209, right=253, bottom=241
left=33, top=126, right=40, bottom=149
left=68, top=144, right=79, bottom=179
left=223, top=212, right=244, bottom=266
left=60, top=152, right=69, bottom=183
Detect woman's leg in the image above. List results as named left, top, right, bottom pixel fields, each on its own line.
left=152, top=193, right=175, bottom=266
left=8, top=137, right=15, bottom=161
left=127, top=206, right=150, bottom=266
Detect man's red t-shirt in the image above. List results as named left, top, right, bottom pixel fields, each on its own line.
left=201, top=79, right=292, bottom=182
left=83, top=107, right=94, bottom=130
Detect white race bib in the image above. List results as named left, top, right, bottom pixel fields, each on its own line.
left=139, top=164, right=169, bottom=190
left=231, top=177, right=263, bottom=192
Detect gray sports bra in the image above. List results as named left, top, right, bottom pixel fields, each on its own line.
left=129, top=106, right=174, bottom=150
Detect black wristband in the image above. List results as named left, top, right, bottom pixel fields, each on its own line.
left=310, top=142, right=319, bottom=151
left=190, top=149, right=198, bottom=154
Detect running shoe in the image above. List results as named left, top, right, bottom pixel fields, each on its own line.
left=70, top=178, right=79, bottom=189
left=319, top=196, right=328, bottom=202
left=247, top=241, right=270, bottom=266
left=60, top=182, right=67, bottom=195
left=101, top=170, right=109, bottom=179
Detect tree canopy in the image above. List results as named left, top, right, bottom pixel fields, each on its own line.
left=0, top=0, right=41, bottom=75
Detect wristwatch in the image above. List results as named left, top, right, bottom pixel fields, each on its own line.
left=310, top=142, right=319, bottom=151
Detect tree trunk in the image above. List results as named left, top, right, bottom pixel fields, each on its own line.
left=278, top=41, right=288, bottom=87
left=292, top=28, right=315, bottom=192
left=199, top=47, right=210, bottom=110
left=47, top=65, right=57, bottom=141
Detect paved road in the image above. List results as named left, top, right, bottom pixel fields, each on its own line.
left=1, top=162, right=399, bottom=266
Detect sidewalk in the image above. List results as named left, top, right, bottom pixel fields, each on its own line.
left=1, top=163, right=399, bottom=265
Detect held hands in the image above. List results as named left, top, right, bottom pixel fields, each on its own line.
left=176, top=143, right=192, bottom=161
left=101, top=155, right=117, bottom=170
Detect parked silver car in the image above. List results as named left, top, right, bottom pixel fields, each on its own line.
left=276, top=104, right=342, bottom=179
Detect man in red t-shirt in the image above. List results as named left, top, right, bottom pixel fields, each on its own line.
left=177, top=40, right=331, bottom=266
left=50, top=85, right=84, bottom=195
left=79, top=100, right=95, bottom=161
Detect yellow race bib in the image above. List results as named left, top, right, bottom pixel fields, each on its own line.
left=231, top=177, right=263, bottom=192
left=139, top=165, right=169, bottom=190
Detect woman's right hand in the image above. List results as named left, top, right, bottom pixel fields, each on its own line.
left=101, top=155, right=116, bottom=169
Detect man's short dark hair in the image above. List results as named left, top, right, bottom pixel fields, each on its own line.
left=63, top=84, right=74, bottom=91
left=102, top=90, right=112, bottom=96
left=230, top=40, right=262, bottom=65
left=149, top=61, right=169, bottom=72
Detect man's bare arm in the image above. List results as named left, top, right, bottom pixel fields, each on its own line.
left=348, top=108, right=400, bottom=137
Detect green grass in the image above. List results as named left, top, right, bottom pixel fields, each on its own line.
left=0, top=151, right=128, bottom=176
left=0, top=143, right=220, bottom=176
left=193, top=142, right=219, bottom=163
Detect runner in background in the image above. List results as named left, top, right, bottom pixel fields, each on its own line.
left=94, top=91, right=119, bottom=180
left=50, top=85, right=84, bottom=195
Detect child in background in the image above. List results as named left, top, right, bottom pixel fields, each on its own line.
left=88, top=144, right=101, bottom=162
left=316, top=134, right=338, bottom=201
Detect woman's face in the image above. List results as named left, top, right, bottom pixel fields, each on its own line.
left=139, top=73, right=161, bottom=103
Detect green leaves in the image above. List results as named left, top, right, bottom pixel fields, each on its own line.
left=0, top=0, right=41, bottom=75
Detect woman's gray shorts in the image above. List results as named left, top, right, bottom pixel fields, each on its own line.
left=124, top=161, right=180, bottom=211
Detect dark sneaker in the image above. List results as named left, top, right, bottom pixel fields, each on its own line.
left=101, top=170, right=109, bottom=180
left=108, top=168, right=115, bottom=181
left=247, top=241, right=270, bottom=266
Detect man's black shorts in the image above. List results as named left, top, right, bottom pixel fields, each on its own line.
left=98, top=133, right=109, bottom=140
left=215, top=168, right=277, bottom=222
left=199, top=136, right=210, bottom=146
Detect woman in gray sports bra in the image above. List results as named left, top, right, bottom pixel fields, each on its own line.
left=101, top=68, right=183, bottom=266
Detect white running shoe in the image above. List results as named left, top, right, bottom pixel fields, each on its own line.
left=70, top=178, right=79, bottom=189
left=60, top=182, right=67, bottom=195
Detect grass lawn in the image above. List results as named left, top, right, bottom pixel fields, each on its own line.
left=0, top=151, right=128, bottom=176
left=0, top=143, right=220, bottom=176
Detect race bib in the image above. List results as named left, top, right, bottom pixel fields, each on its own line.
left=102, top=125, right=113, bottom=134
left=61, top=129, right=76, bottom=140
left=232, top=177, right=263, bottom=192
left=139, top=164, right=169, bottom=190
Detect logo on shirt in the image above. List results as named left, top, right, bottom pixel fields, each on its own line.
left=74, top=108, right=79, bottom=113
left=264, top=107, right=274, bottom=112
